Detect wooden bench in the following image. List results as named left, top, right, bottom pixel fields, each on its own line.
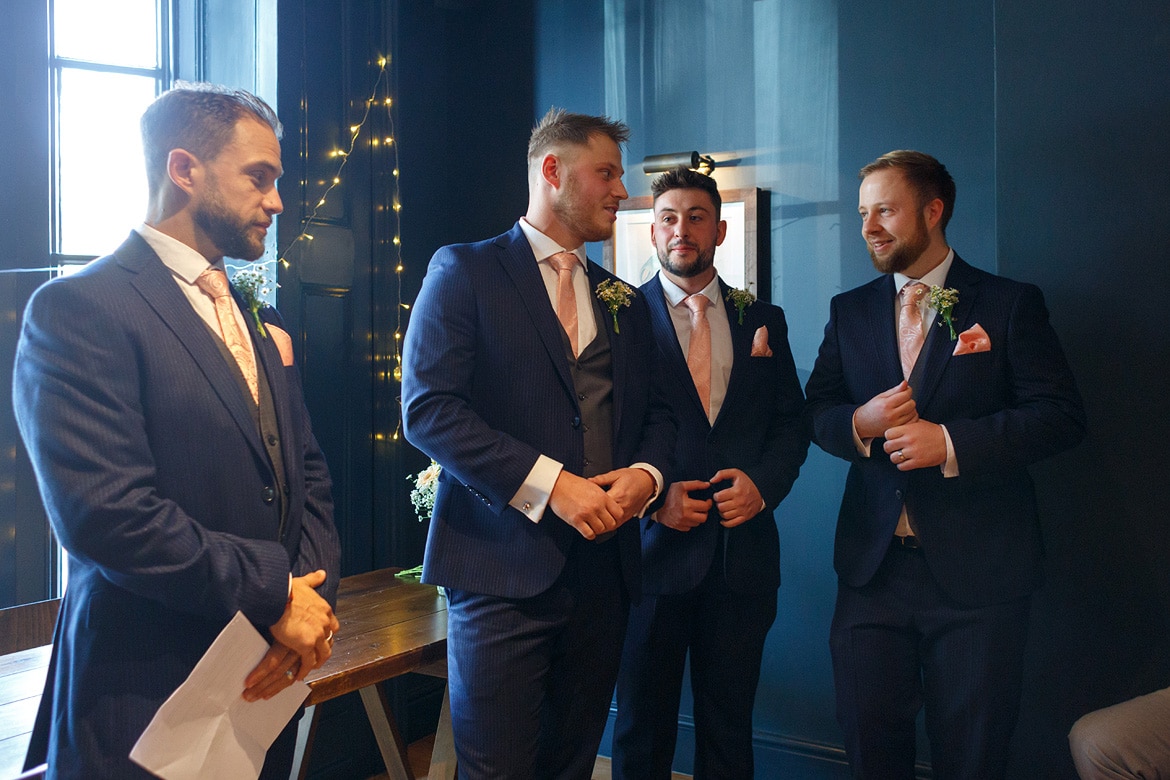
left=0, top=571, right=452, bottom=780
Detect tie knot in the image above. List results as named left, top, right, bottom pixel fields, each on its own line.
left=196, top=268, right=232, bottom=299
left=900, top=281, right=927, bottom=307
left=684, top=294, right=711, bottom=317
left=548, top=252, right=577, bottom=274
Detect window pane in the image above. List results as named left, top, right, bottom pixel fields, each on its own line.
left=53, top=0, right=159, bottom=68
left=57, top=69, right=155, bottom=256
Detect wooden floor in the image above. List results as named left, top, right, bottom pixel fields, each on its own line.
left=368, top=735, right=692, bottom=779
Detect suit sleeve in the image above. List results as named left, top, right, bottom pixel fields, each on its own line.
left=941, top=283, right=1086, bottom=474
left=401, top=246, right=546, bottom=511
left=14, top=280, right=293, bottom=627
left=743, top=308, right=809, bottom=510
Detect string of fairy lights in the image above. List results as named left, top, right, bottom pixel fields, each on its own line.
left=272, top=55, right=409, bottom=440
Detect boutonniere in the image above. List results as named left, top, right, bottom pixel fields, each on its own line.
left=231, top=267, right=277, bottom=339
left=596, top=279, right=635, bottom=333
left=725, top=287, right=756, bottom=325
left=928, top=285, right=960, bottom=340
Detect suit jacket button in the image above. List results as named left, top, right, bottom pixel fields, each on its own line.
left=262, top=486, right=275, bottom=504
left=267, top=434, right=278, bottom=446
left=895, top=489, right=903, bottom=500
left=571, top=416, right=581, bottom=429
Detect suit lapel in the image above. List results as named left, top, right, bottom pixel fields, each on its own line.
left=117, top=235, right=266, bottom=458
left=717, top=280, right=756, bottom=427
left=866, top=275, right=905, bottom=391
left=643, top=275, right=704, bottom=412
left=494, top=226, right=577, bottom=398
left=909, top=255, right=982, bottom=408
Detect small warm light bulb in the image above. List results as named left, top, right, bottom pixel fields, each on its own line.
left=333, top=177, right=341, bottom=184
left=392, top=169, right=400, bottom=176
left=393, top=236, right=401, bottom=245
left=396, top=265, right=405, bottom=273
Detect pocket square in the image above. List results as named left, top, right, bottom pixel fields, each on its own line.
left=268, top=324, right=296, bottom=366
left=952, top=323, right=991, bottom=355
left=751, top=326, right=773, bottom=357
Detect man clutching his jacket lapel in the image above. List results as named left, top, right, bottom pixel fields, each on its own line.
left=402, top=108, right=676, bottom=779
left=14, top=83, right=340, bottom=779
left=805, top=150, right=1086, bottom=778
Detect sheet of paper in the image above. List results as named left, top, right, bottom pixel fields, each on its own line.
left=129, top=611, right=310, bottom=780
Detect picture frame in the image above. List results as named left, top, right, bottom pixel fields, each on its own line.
left=602, top=187, right=770, bottom=300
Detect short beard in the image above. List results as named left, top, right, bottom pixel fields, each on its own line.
left=868, top=214, right=930, bottom=275
left=657, top=243, right=716, bottom=279
left=193, top=179, right=266, bottom=261
left=551, top=171, right=613, bottom=244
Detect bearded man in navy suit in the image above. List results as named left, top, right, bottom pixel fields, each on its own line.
left=805, top=150, right=1086, bottom=778
left=611, top=167, right=807, bottom=779
left=402, top=108, right=675, bottom=778
left=13, top=83, right=340, bottom=779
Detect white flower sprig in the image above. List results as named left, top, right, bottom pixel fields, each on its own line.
left=929, top=286, right=960, bottom=340
left=595, top=279, right=635, bottom=333
left=725, top=286, right=756, bottom=325
left=231, top=267, right=276, bottom=339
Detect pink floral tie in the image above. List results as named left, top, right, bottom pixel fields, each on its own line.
left=898, top=282, right=929, bottom=380
left=196, top=268, right=259, bottom=404
left=684, top=294, right=712, bottom=417
left=548, top=252, right=579, bottom=356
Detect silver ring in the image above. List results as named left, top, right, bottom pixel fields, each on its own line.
left=284, top=669, right=295, bottom=680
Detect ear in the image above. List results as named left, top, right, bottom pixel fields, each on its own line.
left=922, top=197, right=945, bottom=231
left=650, top=220, right=658, bottom=246
left=715, top=219, right=728, bottom=247
left=166, top=148, right=200, bottom=196
left=539, top=152, right=561, bottom=189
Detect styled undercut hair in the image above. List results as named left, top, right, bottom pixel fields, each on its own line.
left=527, top=107, right=630, bottom=168
left=650, top=166, right=722, bottom=219
left=140, top=81, right=282, bottom=194
left=859, top=150, right=956, bottom=234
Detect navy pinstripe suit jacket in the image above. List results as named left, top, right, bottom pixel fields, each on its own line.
left=805, top=255, right=1086, bottom=607
left=401, top=222, right=676, bottom=600
left=13, top=232, right=338, bottom=778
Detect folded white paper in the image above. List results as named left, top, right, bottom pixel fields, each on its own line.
left=130, top=611, right=310, bottom=780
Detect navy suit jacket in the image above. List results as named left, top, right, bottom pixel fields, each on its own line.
left=13, top=232, right=339, bottom=778
left=401, top=222, right=676, bottom=600
left=640, top=275, right=807, bottom=595
left=804, top=255, right=1086, bottom=607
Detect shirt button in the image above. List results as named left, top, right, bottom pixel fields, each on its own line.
left=578, top=393, right=586, bottom=401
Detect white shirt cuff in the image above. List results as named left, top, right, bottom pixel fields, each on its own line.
left=940, top=424, right=959, bottom=477
left=852, top=412, right=874, bottom=457
left=630, top=462, right=664, bottom=517
left=510, top=454, right=562, bottom=522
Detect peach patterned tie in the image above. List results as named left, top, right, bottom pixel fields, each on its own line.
left=684, top=294, right=712, bottom=417
left=898, top=282, right=929, bottom=380
left=547, top=252, right=579, bottom=356
left=196, top=268, right=259, bottom=404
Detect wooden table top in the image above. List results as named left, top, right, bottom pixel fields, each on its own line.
left=0, top=569, right=447, bottom=778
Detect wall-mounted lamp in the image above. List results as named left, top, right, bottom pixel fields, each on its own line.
left=642, top=151, right=716, bottom=176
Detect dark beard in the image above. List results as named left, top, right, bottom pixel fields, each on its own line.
left=657, top=243, right=716, bottom=279
left=193, top=188, right=265, bottom=261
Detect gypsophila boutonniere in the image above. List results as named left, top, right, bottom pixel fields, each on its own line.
left=929, top=285, right=960, bottom=340
left=231, top=267, right=276, bottom=339
left=397, top=460, right=442, bottom=580
left=726, top=287, right=756, bottom=325
left=596, top=279, right=635, bottom=333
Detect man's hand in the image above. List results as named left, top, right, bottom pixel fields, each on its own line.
left=655, top=480, right=712, bottom=532
left=711, top=469, right=764, bottom=528
left=854, top=381, right=918, bottom=440
left=550, top=470, right=624, bottom=540
left=590, top=467, right=656, bottom=523
left=249, top=569, right=338, bottom=700
left=883, top=419, right=948, bottom=470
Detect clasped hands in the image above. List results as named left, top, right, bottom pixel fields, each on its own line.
left=854, top=380, right=947, bottom=471
left=550, top=467, right=656, bottom=540
left=243, top=569, right=339, bottom=702
left=656, top=469, right=763, bottom=532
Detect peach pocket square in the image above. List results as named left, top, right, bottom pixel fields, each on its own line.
left=751, top=326, right=773, bottom=357
left=952, top=323, right=991, bottom=356
left=268, top=324, right=296, bottom=366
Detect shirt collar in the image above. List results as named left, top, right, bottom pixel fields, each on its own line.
left=135, top=223, right=223, bottom=283
left=893, top=247, right=955, bottom=295
left=658, top=270, right=721, bottom=309
left=519, top=217, right=585, bottom=267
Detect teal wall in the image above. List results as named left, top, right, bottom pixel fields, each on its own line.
left=527, top=0, right=1168, bottom=776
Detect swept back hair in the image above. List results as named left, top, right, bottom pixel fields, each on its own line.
left=650, top=166, right=722, bottom=220
left=859, top=150, right=956, bottom=234
left=527, top=107, right=630, bottom=168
